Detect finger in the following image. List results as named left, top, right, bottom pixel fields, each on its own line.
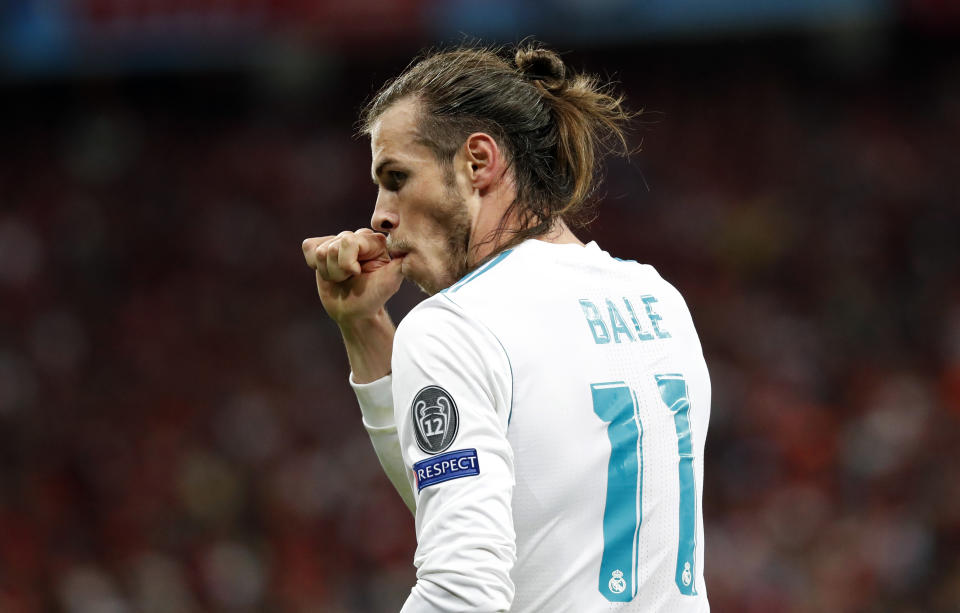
left=381, top=254, right=406, bottom=290
left=302, top=236, right=335, bottom=269
left=357, top=254, right=404, bottom=288
left=355, top=231, right=389, bottom=262
left=315, top=243, right=331, bottom=280
left=325, top=238, right=354, bottom=283
left=385, top=252, right=404, bottom=276
left=337, top=232, right=363, bottom=277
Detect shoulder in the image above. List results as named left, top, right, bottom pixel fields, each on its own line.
left=394, top=247, right=528, bottom=344
left=394, top=292, right=509, bottom=375
left=392, top=289, right=514, bottom=425
left=395, top=291, right=475, bottom=346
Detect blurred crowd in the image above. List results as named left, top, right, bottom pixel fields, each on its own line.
left=1, top=37, right=959, bottom=612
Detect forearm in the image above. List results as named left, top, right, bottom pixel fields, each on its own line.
left=340, top=307, right=396, bottom=383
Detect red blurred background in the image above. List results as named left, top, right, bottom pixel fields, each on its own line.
left=1, top=1, right=959, bottom=611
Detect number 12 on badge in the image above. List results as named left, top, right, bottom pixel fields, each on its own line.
left=590, top=374, right=698, bottom=602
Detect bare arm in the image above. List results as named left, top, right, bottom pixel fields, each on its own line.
left=302, top=228, right=416, bottom=511
left=301, top=228, right=403, bottom=381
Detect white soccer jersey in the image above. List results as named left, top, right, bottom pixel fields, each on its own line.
left=352, top=239, right=711, bottom=612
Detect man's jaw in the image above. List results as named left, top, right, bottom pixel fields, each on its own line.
left=388, top=248, right=449, bottom=296
left=385, top=239, right=457, bottom=295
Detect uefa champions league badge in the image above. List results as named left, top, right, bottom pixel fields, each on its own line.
left=411, top=385, right=459, bottom=455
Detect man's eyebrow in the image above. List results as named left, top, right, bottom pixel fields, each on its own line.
left=371, top=158, right=396, bottom=185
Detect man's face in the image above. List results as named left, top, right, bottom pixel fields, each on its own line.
left=369, top=99, right=473, bottom=295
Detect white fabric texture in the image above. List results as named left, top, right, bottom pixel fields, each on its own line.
left=351, top=373, right=416, bottom=513
left=352, top=239, right=711, bottom=613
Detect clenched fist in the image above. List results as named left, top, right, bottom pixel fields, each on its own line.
left=302, top=228, right=404, bottom=325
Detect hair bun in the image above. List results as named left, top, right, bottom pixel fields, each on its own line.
left=515, top=47, right=566, bottom=91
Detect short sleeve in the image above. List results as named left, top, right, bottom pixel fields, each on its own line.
left=392, top=296, right=516, bottom=612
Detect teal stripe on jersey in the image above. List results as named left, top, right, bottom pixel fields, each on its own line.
left=590, top=382, right=642, bottom=602
left=655, top=374, right=699, bottom=596
left=446, top=249, right=514, bottom=293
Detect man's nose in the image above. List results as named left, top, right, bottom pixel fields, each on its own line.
left=371, top=193, right=399, bottom=232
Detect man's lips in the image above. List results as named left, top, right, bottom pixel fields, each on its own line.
left=388, top=249, right=408, bottom=260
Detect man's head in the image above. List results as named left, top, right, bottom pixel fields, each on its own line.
left=362, top=42, right=632, bottom=294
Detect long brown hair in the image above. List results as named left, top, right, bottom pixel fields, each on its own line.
left=360, top=42, right=634, bottom=250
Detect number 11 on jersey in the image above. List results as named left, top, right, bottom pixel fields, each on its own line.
left=591, top=375, right=699, bottom=602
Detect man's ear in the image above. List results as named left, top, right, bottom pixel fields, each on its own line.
left=463, top=132, right=501, bottom=190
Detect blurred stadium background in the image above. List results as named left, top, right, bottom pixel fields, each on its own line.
left=2, top=0, right=959, bottom=611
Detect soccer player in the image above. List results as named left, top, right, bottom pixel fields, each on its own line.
left=302, top=43, right=710, bottom=612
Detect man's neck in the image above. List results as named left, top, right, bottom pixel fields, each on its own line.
left=467, top=219, right=585, bottom=271
left=537, top=220, right=584, bottom=246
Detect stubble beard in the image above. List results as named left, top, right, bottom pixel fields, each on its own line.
left=443, top=195, right=472, bottom=289
left=425, top=187, right=471, bottom=295
left=389, top=183, right=472, bottom=296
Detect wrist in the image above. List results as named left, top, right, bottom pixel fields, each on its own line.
left=338, top=308, right=396, bottom=384
left=337, top=308, right=393, bottom=340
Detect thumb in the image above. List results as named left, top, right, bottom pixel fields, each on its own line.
left=384, top=255, right=405, bottom=279
left=374, top=255, right=405, bottom=296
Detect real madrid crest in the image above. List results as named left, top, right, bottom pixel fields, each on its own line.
left=411, top=385, right=459, bottom=455
left=608, top=569, right=626, bottom=594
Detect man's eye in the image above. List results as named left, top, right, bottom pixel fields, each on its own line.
left=389, top=171, right=407, bottom=184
